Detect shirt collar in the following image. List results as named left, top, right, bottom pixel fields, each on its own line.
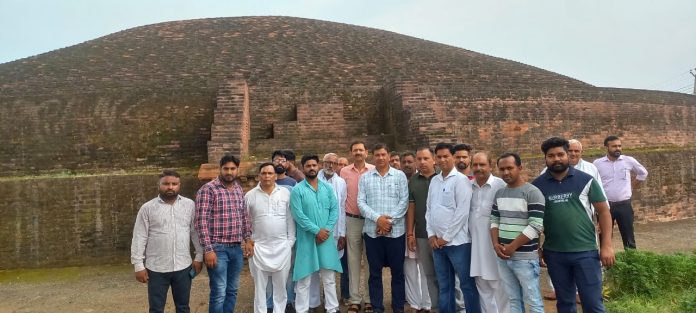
left=214, top=177, right=242, bottom=187
left=369, top=166, right=396, bottom=177
left=347, top=163, right=373, bottom=173
left=601, top=155, right=624, bottom=162
left=437, top=169, right=460, bottom=181
left=473, top=173, right=496, bottom=188
left=545, top=166, right=577, bottom=181
left=253, top=183, right=281, bottom=194
left=417, top=170, right=437, bottom=180
left=157, top=194, right=182, bottom=203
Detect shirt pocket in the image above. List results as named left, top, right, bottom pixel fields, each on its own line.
left=387, top=183, right=399, bottom=199
left=272, top=199, right=288, bottom=216
left=622, top=168, right=631, bottom=180
left=440, top=189, right=455, bottom=208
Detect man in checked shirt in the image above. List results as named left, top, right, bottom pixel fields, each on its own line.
left=195, top=154, right=252, bottom=313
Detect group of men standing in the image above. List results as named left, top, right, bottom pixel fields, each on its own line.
left=130, top=135, right=648, bottom=313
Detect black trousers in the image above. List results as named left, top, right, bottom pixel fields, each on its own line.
left=609, top=200, right=637, bottom=249
left=147, top=266, right=192, bottom=313
left=364, top=234, right=406, bottom=313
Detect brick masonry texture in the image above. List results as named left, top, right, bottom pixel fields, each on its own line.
left=1, top=16, right=695, bottom=268
left=1, top=149, right=693, bottom=269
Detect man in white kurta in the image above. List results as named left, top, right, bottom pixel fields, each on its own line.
left=307, top=153, right=348, bottom=310
left=245, top=163, right=296, bottom=313
left=468, top=152, right=509, bottom=313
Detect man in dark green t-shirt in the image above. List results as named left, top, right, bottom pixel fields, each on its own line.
left=532, top=137, right=615, bottom=313
left=406, top=147, right=439, bottom=311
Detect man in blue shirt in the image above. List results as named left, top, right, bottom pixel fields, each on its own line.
left=358, top=143, right=409, bottom=313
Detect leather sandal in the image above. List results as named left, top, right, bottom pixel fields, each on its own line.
left=347, top=304, right=361, bottom=313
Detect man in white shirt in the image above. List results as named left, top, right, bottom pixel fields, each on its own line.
left=245, top=162, right=296, bottom=313
left=426, top=143, right=480, bottom=313
left=469, top=152, right=509, bottom=313
left=131, top=170, right=203, bottom=313
left=308, top=153, right=348, bottom=311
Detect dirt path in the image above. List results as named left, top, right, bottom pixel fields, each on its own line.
left=1, top=218, right=694, bottom=313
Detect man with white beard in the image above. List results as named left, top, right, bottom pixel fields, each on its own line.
left=307, top=153, right=348, bottom=312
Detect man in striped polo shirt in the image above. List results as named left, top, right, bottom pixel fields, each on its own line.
left=490, top=152, right=545, bottom=313
left=532, top=137, right=615, bottom=313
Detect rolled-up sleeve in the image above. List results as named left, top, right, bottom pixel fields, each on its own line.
left=631, top=157, right=648, bottom=181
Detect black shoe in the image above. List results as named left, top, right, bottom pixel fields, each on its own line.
left=285, top=303, right=296, bottom=313
left=267, top=309, right=273, bottom=313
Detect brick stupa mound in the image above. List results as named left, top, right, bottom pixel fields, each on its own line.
left=0, top=16, right=694, bottom=175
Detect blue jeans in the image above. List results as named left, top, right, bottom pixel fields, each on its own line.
left=496, top=258, right=544, bottom=313
left=543, top=249, right=604, bottom=313
left=147, top=266, right=192, bottom=313
left=364, top=234, right=406, bottom=313
left=208, top=244, right=244, bottom=313
left=432, top=243, right=480, bottom=313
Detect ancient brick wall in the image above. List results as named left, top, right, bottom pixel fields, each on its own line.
left=247, top=86, right=390, bottom=158
left=208, top=79, right=250, bottom=163
left=0, top=89, right=214, bottom=176
left=1, top=149, right=693, bottom=269
left=0, top=173, right=202, bottom=269
left=387, top=82, right=696, bottom=153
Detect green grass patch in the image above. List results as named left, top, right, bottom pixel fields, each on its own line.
left=604, top=250, right=696, bottom=312
left=0, top=264, right=130, bottom=283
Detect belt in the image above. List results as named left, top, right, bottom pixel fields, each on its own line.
left=346, top=212, right=365, bottom=219
left=213, top=242, right=241, bottom=247
left=608, top=199, right=631, bottom=206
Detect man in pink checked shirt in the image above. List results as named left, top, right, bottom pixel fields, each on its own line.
left=195, top=154, right=252, bottom=313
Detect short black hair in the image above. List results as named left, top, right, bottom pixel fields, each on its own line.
left=415, top=146, right=434, bottom=156
left=434, top=142, right=455, bottom=155
left=541, top=137, right=569, bottom=154
left=283, top=149, right=296, bottom=161
left=220, top=154, right=240, bottom=167
left=390, top=151, right=399, bottom=158
left=258, top=162, right=275, bottom=172
left=497, top=152, right=522, bottom=167
left=454, top=143, right=473, bottom=153
left=401, top=151, right=415, bottom=159
left=301, top=154, right=320, bottom=166
left=349, top=140, right=366, bottom=151
left=372, top=143, right=389, bottom=153
left=604, top=135, right=620, bottom=146
left=159, top=169, right=180, bottom=179
left=271, top=150, right=285, bottom=160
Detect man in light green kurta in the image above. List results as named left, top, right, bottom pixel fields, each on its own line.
left=290, top=154, right=343, bottom=313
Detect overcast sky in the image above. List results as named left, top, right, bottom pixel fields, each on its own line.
left=2, top=0, right=695, bottom=93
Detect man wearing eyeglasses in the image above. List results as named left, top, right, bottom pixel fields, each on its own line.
left=273, top=150, right=297, bottom=190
